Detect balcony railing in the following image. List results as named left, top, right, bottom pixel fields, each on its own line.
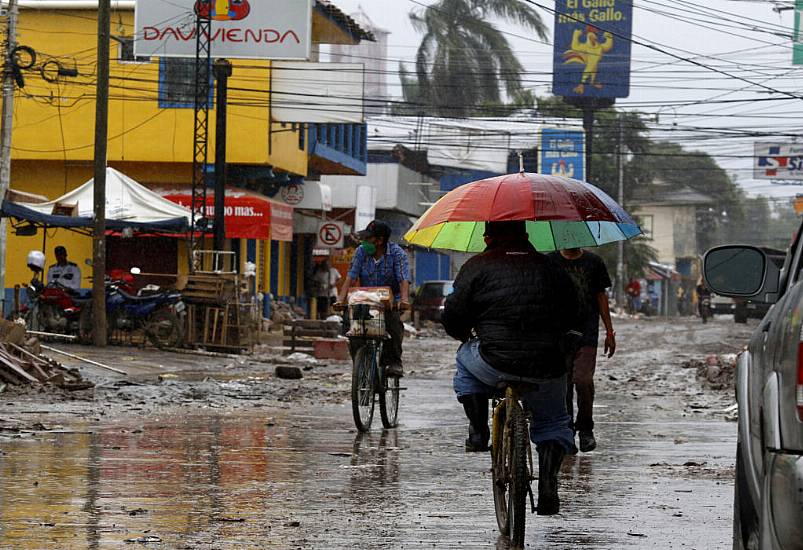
left=307, top=123, right=368, bottom=176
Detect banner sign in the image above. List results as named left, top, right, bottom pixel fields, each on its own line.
left=539, top=128, right=585, bottom=180
left=134, top=0, right=312, bottom=60
left=754, top=143, right=803, bottom=181
left=552, top=0, right=634, bottom=99
left=795, top=0, right=803, bottom=65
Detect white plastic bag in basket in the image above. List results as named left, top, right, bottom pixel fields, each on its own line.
left=347, top=290, right=386, bottom=307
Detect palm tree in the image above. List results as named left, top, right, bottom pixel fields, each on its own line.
left=400, top=0, right=548, bottom=118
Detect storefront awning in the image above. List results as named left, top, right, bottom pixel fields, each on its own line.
left=155, top=187, right=294, bottom=242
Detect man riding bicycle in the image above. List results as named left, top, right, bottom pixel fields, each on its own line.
left=336, top=220, right=411, bottom=377
left=441, top=220, right=581, bottom=515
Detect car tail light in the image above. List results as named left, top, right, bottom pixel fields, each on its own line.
left=798, top=330, right=803, bottom=421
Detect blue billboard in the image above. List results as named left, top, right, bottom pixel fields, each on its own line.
left=539, top=128, right=585, bottom=181
left=552, top=0, right=634, bottom=99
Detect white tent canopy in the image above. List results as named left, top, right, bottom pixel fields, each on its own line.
left=4, top=168, right=191, bottom=231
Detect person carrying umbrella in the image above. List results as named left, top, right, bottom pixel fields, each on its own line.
left=442, top=220, right=582, bottom=515
left=404, top=172, right=643, bottom=515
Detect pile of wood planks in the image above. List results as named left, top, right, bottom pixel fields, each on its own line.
left=0, top=320, right=92, bottom=391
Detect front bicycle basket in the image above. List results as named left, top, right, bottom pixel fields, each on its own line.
left=347, top=304, right=385, bottom=338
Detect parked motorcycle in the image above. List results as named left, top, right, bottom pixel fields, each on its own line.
left=10, top=251, right=91, bottom=338
left=79, top=269, right=186, bottom=349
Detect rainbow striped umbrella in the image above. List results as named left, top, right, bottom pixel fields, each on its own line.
left=404, top=173, right=642, bottom=253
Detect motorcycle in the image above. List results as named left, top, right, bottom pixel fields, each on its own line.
left=79, top=269, right=186, bottom=349
left=21, top=278, right=92, bottom=336
left=9, top=251, right=92, bottom=338
left=700, top=296, right=712, bottom=324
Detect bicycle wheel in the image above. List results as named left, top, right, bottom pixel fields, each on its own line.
left=492, top=401, right=510, bottom=535
left=379, top=374, right=400, bottom=428
left=351, top=345, right=376, bottom=432
left=508, top=407, right=529, bottom=548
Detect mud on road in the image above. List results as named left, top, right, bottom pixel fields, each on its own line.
left=0, top=316, right=752, bottom=548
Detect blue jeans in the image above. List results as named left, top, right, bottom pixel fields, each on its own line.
left=453, top=339, right=574, bottom=452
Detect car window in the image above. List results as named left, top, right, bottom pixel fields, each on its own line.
left=419, top=283, right=453, bottom=299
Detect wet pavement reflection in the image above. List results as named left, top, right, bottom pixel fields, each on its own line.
left=0, top=376, right=734, bottom=549
left=0, top=319, right=740, bottom=549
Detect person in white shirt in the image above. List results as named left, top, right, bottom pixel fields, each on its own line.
left=312, top=258, right=341, bottom=318
left=47, top=246, right=81, bottom=291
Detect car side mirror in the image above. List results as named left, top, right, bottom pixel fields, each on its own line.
left=703, top=245, right=780, bottom=304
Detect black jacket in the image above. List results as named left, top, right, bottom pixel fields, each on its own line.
left=441, top=240, right=582, bottom=379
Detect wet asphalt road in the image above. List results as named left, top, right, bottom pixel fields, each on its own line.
left=0, top=317, right=750, bottom=549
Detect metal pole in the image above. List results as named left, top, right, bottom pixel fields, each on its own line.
left=582, top=106, right=594, bottom=183
left=0, top=0, right=19, bottom=316
left=213, top=59, right=231, bottom=254
left=616, top=118, right=625, bottom=311
left=92, top=0, right=111, bottom=347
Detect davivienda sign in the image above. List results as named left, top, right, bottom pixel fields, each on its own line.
left=134, top=0, right=313, bottom=60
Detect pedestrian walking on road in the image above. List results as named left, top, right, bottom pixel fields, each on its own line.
left=442, top=221, right=582, bottom=515
left=549, top=248, right=616, bottom=453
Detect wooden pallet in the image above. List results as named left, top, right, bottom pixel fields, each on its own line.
left=180, top=275, right=237, bottom=305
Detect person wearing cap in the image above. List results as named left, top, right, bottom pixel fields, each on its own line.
left=441, top=220, right=581, bottom=516
left=336, top=220, right=411, bottom=378
left=47, top=246, right=81, bottom=291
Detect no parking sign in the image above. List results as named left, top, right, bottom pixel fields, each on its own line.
left=317, top=221, right=345, bottom=249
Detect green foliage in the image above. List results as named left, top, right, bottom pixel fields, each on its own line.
left=399, top=0, right=548, bottom=117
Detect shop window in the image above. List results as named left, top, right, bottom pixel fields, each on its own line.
left=117, top=37, right=151, bottom=64
left=158, top=58, right=213, bottom=109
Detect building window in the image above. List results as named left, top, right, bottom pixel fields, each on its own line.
left=117, top=37, right=151, bottom=64
left=158, top=58, right=213, bottom=109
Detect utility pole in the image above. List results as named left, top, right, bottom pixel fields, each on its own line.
left=616, top=118, right=626, bottom=311
left=213, top=59, right=232, bottom=256
left=0, top=0, right=19, bottom=316
left=92, top=0, right=111, bottom=346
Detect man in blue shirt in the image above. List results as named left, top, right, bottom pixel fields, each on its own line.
left=337, top=220, right=411, bottom=377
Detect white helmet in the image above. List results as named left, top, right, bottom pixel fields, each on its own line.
left=27, top=250, right=45, bottom=272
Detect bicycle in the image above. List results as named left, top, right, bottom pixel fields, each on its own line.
left=491, top=382, right=538, bottom=548
left=340, top=288, right=402, bottom=432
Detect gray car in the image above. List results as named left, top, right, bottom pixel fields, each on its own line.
left=704, top=243, right=803, bottom=550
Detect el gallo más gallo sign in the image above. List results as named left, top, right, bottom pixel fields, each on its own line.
left=134, top=0, right=312, bottom=60
left=539, top=128, right=585, bottom=181
left=552, top=0, right=634, bottom=99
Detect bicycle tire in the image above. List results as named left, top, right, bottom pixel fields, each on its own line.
left=508, top=407, right=529, bottom=548
left=351, top=346, right=376, bottom=432
left=492, top=401, right=510, bottom=535
left=379, top=374, right=400, bottom=428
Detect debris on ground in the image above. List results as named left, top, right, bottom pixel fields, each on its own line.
left=682, top=353, right=738, bottom=392
left=0, top=320, right=92, bottom=391
left=275, top=366, right=303, bottom=380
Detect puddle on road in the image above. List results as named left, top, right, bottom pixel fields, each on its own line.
left=0, top=377, right=736, bottom=549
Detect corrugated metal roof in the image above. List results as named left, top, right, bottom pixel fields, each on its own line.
left=315, top=0, right=376, bottom=42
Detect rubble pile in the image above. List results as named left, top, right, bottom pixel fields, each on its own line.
left=0, top=320, right=92, bottom=391
left=684, top=353, right=738, bottom=392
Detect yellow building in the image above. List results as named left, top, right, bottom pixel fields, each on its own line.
left=3, top=0, right=371, bottom=313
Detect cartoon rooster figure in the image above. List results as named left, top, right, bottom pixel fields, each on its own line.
left=551, top=159, right=574, bottom=179
left=194, top=0, right=251, bottom=21
left=562, top=25, right=614, bottom=95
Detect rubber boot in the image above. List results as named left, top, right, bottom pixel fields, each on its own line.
left=458, top=395, right=489, bottom=452
left=536, top=440, right=565, bottom=515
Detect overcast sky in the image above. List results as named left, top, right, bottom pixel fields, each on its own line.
left=329, top=0, right=803, bottom=202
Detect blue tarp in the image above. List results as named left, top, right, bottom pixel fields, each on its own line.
left=1, top=200, right=190, bottom=232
